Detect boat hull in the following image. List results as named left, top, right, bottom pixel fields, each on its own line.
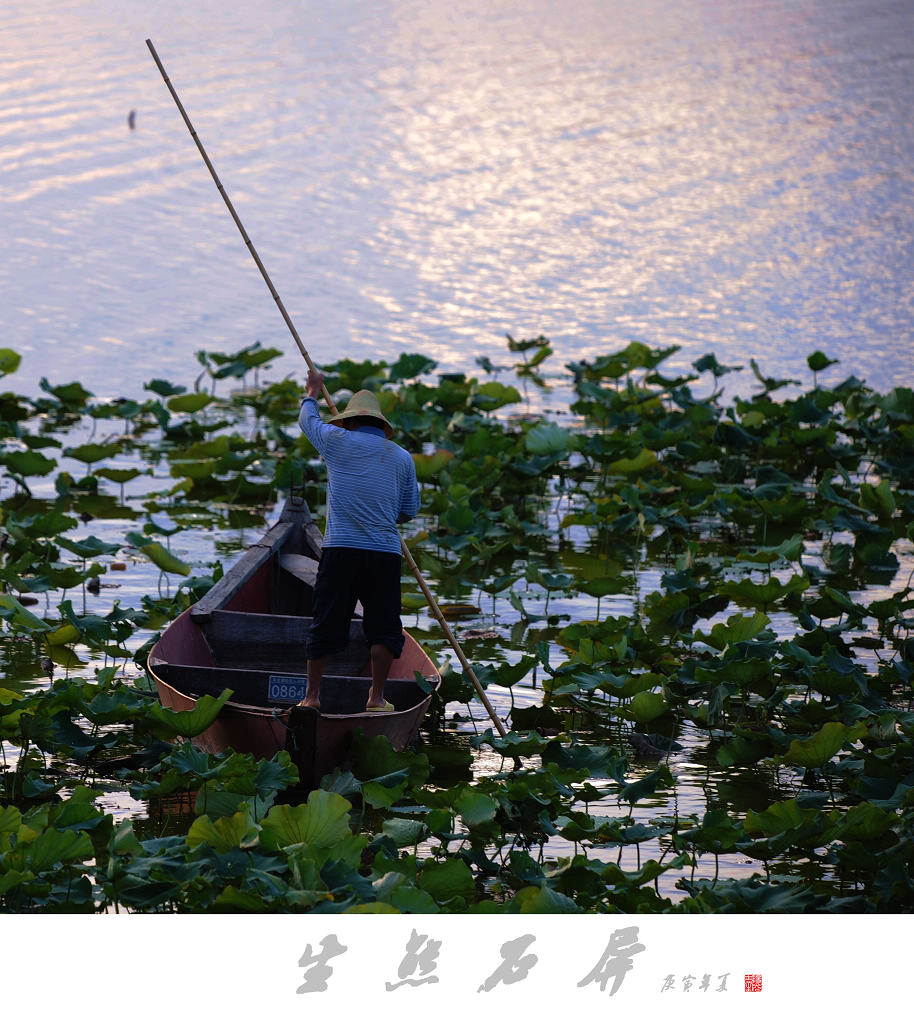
left=147, top=499, right=439, bottom=791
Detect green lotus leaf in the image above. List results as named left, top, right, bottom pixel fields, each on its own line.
left=168, top=458, right=220, bottom=480
left=9, top=510, right=77, bottom=538
left=443, top=504, right=474, bottom=532
left=0, top=594, right=52, bottom=633
left=141, top=542, right=191, bottom=575
left=40, top=378, right=93, bottom=405
left=95, top=467, right=143, bottom=484
left=471, top=381, right=522, bottom=411
left=352, top=735, right=430, bottom=787
left=321, top=357, right=388, bottom=392
left=621, top=766, right=674, bottom=804
left=3, top=449, right=57, bottom=476
left=381, top=816, right=429, bottom=847
left=417, top=857, right=474, bottom=905
left=525, top=423, right=572, bottom=456
left=10, top=827, right=94, bottom=873
left=187, top=808, right=259, bottom=853
left=361, top=773, right=410, bottom=809
left=807, top=350, right=839, bottom=372
left=821, top=586, right=868, bottom=619
left=744, top=798, right=819, bottom=837
left=57, top=535, right=122, bottom=558
left=511, top=884, right=580, bottom=913
left=141, top=688, right=232, bottom=738
left=387, top=885, right=439, bottom=913
left=48, top=794, right=109, bottom=834
left=783, top=721, right=868, bottom=769
left=577, top=575, right=624, bottom=598
left=609, top=448, right=658, bottom=475
left=473, top=728, right=549, bottom=757
left=194, top=783, right=267, bottom=821
left=167, top=392, right=214, bottom=414
left=719, top=573, right=809, bottom=607
left=64, top=442, right=123, bottom=465
left=695, top=611, right=771, bottom=651
left=859, top=479, right=896, bottom=520
left=0, top=805, right=22, bottom=848
left=176, top=435, right=232, bottom=459
left=401, top=592, right=427, bottom=611
left=600, top=858, right=673, bottom=889
left=388, top=353, right=437, bottom=381
left=693, top=353, right=742, bottom=378
left=836, top=801, right=896, bottom=842
left=626, top=690, right=669, bottom=723
left=0, top=348, right=22, bottom=376
left=259, top=789, right=353, bottom=850
left=717, top=733, right=775, bottom=767
left=542, top=740, right=627, bottom=780
left=412, top=448, right=454, bottom=481
left=454, top=788, right=498, bottom=827
left=145, top=377, right=185, bottom=396
left=677, top=809, right=746, bottom=851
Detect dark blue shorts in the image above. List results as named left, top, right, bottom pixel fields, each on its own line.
left=305, top=547, right=405, bottom=660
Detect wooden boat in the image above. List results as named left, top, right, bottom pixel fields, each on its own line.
left=147, top=495, right=440, bottom=791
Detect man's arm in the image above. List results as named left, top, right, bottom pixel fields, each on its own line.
left=299, top=370, right=333, bottom=455
left=397, top=456, right=421, bottom=524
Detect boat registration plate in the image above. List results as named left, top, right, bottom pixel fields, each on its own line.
left=268, top=675, right=309, bottom=703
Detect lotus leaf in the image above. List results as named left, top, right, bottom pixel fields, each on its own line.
left=695, top=611, right=771, bottom=651
left=783, top=721, right=868, bottom=769
left=259, top=790, right=353, bottom=851
left=166, top=391, right=214, bottom=414
left=381, top=817, right=429, bottom=847
left=623, top=690, right=669, bottom=723
left=620, top=766, right=674, bottom=804
left=361, top=773, right=410, bottom=810
left=64, top=442, right=123, bottom=465
left=416, top=857, right=474, bottom=905
left=412, top=448, right=454, bottom=481
left=187, top=808, right=259, bottom=854
left=0, top=348, right=22, bottom=376
left=454, top=788, right=499, bottom=827
left=39, top=378, right=93, bottom=405
left=3, top=449, right=58, bottom=476
left=139, top=541, right=192, bottom=575
left=511, top=884, right=580, bottom=913
left=0, top=595, right=51, bottom=633
left=141, top=689, right=232, bottom=739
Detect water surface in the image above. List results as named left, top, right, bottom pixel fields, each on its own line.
left=1, top=0, right=912, bottom=400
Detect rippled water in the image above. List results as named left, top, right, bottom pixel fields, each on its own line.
left=2, top=0, right=912, bottom=401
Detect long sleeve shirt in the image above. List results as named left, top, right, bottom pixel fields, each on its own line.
left=299, top=397, right=420, bottom=555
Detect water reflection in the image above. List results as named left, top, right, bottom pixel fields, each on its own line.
left=0, top=0, right=911, bottom=399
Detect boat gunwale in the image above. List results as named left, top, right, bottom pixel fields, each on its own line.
left=147, top=497, right=440, bottom=781
left=150, top=663, right=439, bottom=721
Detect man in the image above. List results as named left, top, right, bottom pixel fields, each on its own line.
left=298, top=370, right=420, bottom=712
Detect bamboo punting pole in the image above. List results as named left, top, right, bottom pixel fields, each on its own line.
left=146, top=39, right=507, bottom=737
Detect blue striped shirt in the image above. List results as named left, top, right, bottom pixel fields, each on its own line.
left=299, top=397, right=420, bottom=555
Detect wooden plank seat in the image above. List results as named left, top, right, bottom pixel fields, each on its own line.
left=201, top=610, right=371, bottom=675
left=155, top=662, right=430, bottom=716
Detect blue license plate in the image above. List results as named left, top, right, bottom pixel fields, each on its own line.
left=268, top=675, right=308, bottom=703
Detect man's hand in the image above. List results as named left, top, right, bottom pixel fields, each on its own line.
left=306, top=370, right=324, bottom=400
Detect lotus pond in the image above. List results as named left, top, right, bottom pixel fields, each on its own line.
left=1, top=337, right=913, bottom=913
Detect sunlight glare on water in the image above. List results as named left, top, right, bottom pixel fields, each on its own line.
left=0, top=0, right=911, bottom=401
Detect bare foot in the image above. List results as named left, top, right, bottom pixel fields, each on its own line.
left=297, top=698, right=320, bottom=710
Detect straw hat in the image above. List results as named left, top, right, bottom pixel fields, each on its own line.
left=328, top=390, right=393, bottom=438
